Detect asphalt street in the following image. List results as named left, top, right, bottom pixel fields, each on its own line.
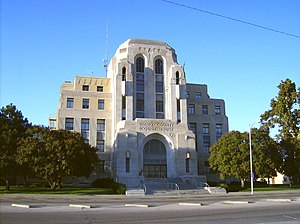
left=1, top=191, right=300, bottom=224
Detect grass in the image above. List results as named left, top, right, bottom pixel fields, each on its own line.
left=0, top=186, right=115, bottom=195
left=239, top=184, right=300, bottom=192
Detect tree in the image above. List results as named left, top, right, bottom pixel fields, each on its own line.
left=0, top=104, right=31, bottom=190
left=260, top=78, right=300, bottom=184
left=17, top=126, right=99, bottom=189
left=208, top=130, right=280, bottom=187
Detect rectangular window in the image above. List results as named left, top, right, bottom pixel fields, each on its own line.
left=81, top=118, right=89, bottom=143
left=122, top=96, right=126, bottom=120
left=203, top=123, right=209, bottom=134
left=216, top=124, right=222, bottom=140
left=67, top=98, right=74, bottom=108
left=96, top=160, right=105, bottom=173
left=82, top=99, right=89, bottom=109
left=82, top=85, right=89, bottom=91
left=126, top=158, right=130, bottom=173
left=188, top=104, right=195, bottom=114
left=186, top=158, right=190, bottom=173
left=205, top=161, right=210, bottom=173
left=196, top=92, right=202, bottom=99
left=186, top=91, right=189, bottom=98
left=203, top=135, right=210, bottom=143
left=156, top=100, right=163, bottom=112
left=136, top=74, right=144, bottom=91
left=97, top=119, right=105, bottom=152
left=65, top=118, right=74, bottom=131
left=96, top=140, right=105, bottom=152
left=215, top=106, right=221, bottom=115
left=97, top=119, right=105, bottom=131
left=98, top=99, right=105, bottom=110
left=155, top=75, right=163, bottom=93
left=189, top=123, right=197, bottom=134
left=97, top=86, right=103, bottom=92
left=202, top=105, right=208, bottom=114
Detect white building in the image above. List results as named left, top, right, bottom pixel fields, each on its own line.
left=55, top=39, right=228, bottom=188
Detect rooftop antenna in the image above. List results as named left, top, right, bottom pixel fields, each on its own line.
left=103, top=21, right=109, bottom=77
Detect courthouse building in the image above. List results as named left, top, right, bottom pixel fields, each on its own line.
left=54, top=38, right=228, bottom=187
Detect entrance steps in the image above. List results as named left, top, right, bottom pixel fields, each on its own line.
left=126, top=188, right=146, bottom=196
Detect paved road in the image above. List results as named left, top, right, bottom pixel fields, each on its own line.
left=1, top=191, right=300, bottom=224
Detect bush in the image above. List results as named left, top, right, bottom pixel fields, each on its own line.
left=91, top=178, right=115, bottom=188
left=91, top=178, right=126, bottom=194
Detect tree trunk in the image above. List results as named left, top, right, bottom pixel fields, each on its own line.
left=240, top=179, right=245, bottom=188
left=5, top=179, right=10, bottom=191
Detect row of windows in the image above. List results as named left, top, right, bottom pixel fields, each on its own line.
left=189, top=123, right=223, bottom=135
left=82, top=85, right=104, bottom=92
left=67, top=98, right=105, bottom=110
left=186, top=91, right=202, bottom=99
left=65, top=118, right=106, bottom=152
left=135, top=57, right=164, bottom=74
left=188, top=104, right=221, bottom=115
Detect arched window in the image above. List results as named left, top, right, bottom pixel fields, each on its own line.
left=155, top=59, right=163, bottom=74
left=122, top=67, right=126, bottom=81
left=136, top=57, right=144, bottom=73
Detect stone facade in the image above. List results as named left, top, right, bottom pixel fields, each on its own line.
left=55, top=38, right=228, bottom=187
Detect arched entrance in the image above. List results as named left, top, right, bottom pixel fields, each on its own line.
left=143, top=139, right=167, bottom=178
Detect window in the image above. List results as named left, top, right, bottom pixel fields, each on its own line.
left=176, top=71, right=180, bottom=84
left=96, top=119, right=105, bottom=152
left=126, top=158, right=130, bottom=173
left=203, top=143, right=210, bottom=154
left=122, top=96, right=126, bottom=120
left=189, top=123, right=197, bottom=134
left=65, top=118, right=74, bottom=131
left=82, top=99, right=89, bottom=109
left=136, top=74, right=144, bottom=91
left=186, top=158, right=190, bottom=173
left=97, top=119, right=105, bottom=131
left=215, top=106, right=221, bottom=115
left=203, top=135, right=210, bottom=143
left=122, top=67, right=126, bottom=81
left=202, top=105, right=208, bottom=114
left=97, top=86, right=103, bottom=92
left=96, top=160, right=105, bottom=173
left=188, top=104, right=195, bottom=114
left=196, top=92, right=202, bottom=99
left=136, top=57, right=144, bottom=73
left=98, top=99, right=105, bottom=110
left=136, top=93, right=144, bottom=111
left=216, top=124, right=222, bottom=140
left=156, top=100, right=164, bottom=112
left=82, top=85, right=89, bottom=91
left=203, top=123, right=209, bottom=134
left=67, top=98, right=74, bottom=108
left=186, top=91, right=189, bottom=98
left=155, top=75, right=163, bottom=93
left=81, top=118, right=89, bottom=143
left=155, top=59, right=163, bottom=74
left=177, top=99, right=181, bottom=122
left=205, top=161, right=210, bottom=173
left=96, top=140, right=105, bottom=152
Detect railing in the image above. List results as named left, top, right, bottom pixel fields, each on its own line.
left=196, top=182, right=210, bottom=189
left=168, top=183, right=180, bottom=195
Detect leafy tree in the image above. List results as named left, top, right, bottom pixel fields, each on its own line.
left=17, top=126, right=99, bottom=189
left=209, top=130, right=280, bottom=187
left=260, top=78, right=300, bottom=184
left=0, top=104, right=31, bottom=190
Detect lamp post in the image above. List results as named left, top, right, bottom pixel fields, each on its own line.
left=249, top=123, right=255, bottom=195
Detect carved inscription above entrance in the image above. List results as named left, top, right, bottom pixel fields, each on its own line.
left=139, top=121, right=174, bottom=132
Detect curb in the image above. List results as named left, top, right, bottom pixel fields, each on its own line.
left=179, top=202, right=202, bottom=206
left=11, top=204, right=31, bottom=208
left=223, top=201, right=249, bottom=204
left=125, top=204, right=149, bottom=208
left=69, top=204, right=92, bottom=208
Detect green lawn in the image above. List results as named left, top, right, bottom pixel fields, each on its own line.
left=0, top=186, right=115, bottom=195
left=240, top=185, right=300, bottom=192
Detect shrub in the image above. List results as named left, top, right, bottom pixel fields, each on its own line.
left=91, top=178, right=126, bottom=194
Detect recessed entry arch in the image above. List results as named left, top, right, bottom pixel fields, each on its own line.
left=142, top=133, right=173, bottom=178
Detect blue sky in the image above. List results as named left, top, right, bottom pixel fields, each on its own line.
left=1, top=0, right=300, bottom=132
